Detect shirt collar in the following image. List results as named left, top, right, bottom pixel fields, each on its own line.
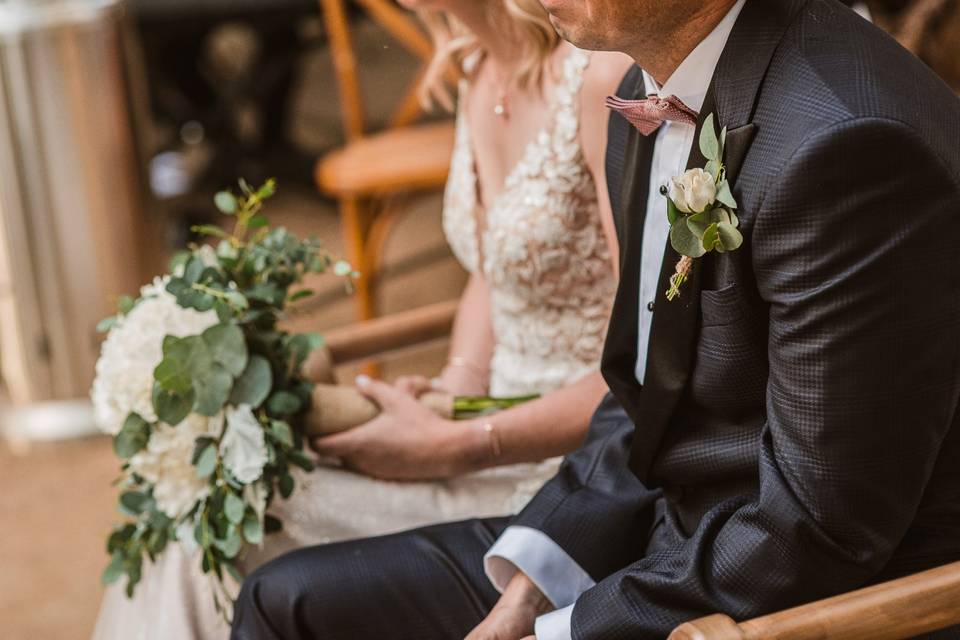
left=642, top=0, right=747, bottom=114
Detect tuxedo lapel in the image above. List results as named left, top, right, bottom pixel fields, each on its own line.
left=626, top=87, right=715, bottom=479
left=601, top=107, right=655, bottom=425
left=626, top=0, right=804, bottom=481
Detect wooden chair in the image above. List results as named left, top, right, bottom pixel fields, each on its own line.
left=670, top=560, right=960, bottom=640
left=316, top=0, right=456, bottom=323
left=304, top=298, right=458, bottom=382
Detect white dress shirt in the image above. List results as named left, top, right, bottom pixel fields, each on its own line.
left=483, top=2, right=747, bottom=638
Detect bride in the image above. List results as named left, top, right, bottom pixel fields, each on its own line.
left=92, top=1, right=632, bottom=637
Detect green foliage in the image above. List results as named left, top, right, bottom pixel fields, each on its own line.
left=100, top=179, right=351, bottom=611
left=668, top=113, right=744, bottom=262
left=114, top=413, right=151, bottom=459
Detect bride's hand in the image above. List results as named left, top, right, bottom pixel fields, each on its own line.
left=310, top=376, right=485, bottom=481
left=392, top=374, right=436, bottom=398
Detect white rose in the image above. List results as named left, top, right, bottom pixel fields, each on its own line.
left=220, top=404, right=268, bottom=484
left=669, top=168, right=717, bottom=214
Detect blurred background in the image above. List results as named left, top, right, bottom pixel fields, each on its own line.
left=0, top=0, right=956, bottom=637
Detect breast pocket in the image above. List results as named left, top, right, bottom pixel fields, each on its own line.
left=700, top=283, right=744, bottom=328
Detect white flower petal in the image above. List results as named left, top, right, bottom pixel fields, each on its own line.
left=221, top=405, right=268, bottom=484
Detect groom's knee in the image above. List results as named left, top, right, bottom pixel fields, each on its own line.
left=234, top=549, right=324, bottom=635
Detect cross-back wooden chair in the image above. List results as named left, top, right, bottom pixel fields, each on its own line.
left=316, top=0, right=456, bottom=323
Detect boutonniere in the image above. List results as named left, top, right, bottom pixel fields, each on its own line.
left=664, top=113, right=743, bottom=300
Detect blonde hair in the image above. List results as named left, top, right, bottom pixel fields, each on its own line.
left=419, top=0, right=562, bottom=111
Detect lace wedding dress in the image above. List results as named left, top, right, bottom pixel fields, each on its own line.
left=91, top=48, right=615, bottom=640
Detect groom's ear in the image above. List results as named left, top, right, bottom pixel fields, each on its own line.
left=723, top=124, right=757, bottom=185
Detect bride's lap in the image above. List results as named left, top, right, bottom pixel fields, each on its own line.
left=93, top=461, right=559, bottom=639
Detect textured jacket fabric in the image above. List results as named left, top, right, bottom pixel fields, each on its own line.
left=512, top=1, right=960, bottom=637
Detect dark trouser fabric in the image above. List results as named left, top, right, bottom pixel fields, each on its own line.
left=231, top=517, right=509, bottom=640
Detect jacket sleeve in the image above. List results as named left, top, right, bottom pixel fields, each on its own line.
left=570, top=119, right=960, bottom=639
left=506, top=393, right=661, bottom=582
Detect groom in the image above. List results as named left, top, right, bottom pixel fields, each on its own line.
left=232, top=0, right=960, bottom=638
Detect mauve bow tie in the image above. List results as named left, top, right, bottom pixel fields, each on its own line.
left=606, top=94, right=699, bottom=136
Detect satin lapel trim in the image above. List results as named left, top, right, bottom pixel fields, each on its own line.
left=627, top=86, right=717, bottom=481
left=601, top=126, right=655, bottom=425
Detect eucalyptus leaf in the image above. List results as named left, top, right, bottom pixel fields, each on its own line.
left=183, top=257, right=205, bottom=285
left=119, top=491, right=152, bottom=516
left=102, top=552, right=126, bottom=585
left=279, top=473, right=295, bottom=499
left=202, top=323, right=248, bottom=377
left=242, top=510, right=264, bottom=544
left=270, top=420, right=294, bottom=448
left=715, top=180, right=738, bottom=209
left=192, top=225, right=231, bottom=240
left=193, top=364, right=233, bottom=417
left=229, top=355, right=273, bottom=408
left=152, top=383, right=194, bottom=426
left=670, top=217, right=707, bottom=258
left=702, top=223, right=722, bottom=253
left=717, top=221, right=744, bottom=252
left=97, top=316, right=119, bottom=333
left=705, top=160, right=722, bottom=181
left=699, top=113, right=719, bottom=161
left=214, top=191, right=238, bottom=215
left=267, top=391, right=302, bottom=416
left=666, top=197, right=681, bottom=226
left=194, top=442, right=218, bottom=478
left=215, top=527, right=243, bottom=559
left=224, top=493, right=245, bottom=525
left=115, top=413, right=151, bottom=459
left=225, top=291, right=249, bottom=310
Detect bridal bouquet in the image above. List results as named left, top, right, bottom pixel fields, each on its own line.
left=92, top=179, right=352, bottom=609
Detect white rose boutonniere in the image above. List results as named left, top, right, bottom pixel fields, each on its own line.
left=664, top=113, right=743, bottom=300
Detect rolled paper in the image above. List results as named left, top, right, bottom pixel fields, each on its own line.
left=304, top=384, right=456, bottom=437
left=305, top=384, right=379, bottom=436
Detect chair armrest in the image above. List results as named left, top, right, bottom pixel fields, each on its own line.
left=303, top=299, right=458, bottom=382
left=669, top=561, right=960, bottom=640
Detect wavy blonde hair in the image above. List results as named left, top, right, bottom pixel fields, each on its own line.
left=418, top=0, right=562, bottom=111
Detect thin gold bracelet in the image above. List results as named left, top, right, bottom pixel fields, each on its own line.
left=446, top=356, right=488, bottom=380
left=480, top=421, right=502, bottom=459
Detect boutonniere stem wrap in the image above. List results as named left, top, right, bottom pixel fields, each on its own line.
left=665, top=114, right=743, bottom=300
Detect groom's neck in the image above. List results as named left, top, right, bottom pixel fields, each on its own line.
left=626, top=0, right=737, bottom=85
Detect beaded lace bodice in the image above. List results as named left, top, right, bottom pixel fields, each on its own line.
left=443, top=49, right=616, bottom=397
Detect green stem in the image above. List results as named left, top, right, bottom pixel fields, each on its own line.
left=452, top=395, right=539, bottom=420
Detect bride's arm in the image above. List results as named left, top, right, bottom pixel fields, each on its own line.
left=436, top=273, right=496, bottom=395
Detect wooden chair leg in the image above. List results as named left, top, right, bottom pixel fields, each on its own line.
left=338, top=195, right=376, bottom=322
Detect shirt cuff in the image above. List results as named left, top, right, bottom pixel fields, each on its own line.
left=484, top=525, right=596, bottom=609
left=535, top=606, right=574, bottom=640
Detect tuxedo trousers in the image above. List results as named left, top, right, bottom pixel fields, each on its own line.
left=231, top=517, right=510, bottom=639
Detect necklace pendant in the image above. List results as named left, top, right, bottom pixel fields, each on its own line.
left=493, top=103, right=507, bottom=118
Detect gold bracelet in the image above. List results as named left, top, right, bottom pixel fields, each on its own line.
left=446, top=356, right=488, bottom=380
left=481, top=421, right=502, bottom=459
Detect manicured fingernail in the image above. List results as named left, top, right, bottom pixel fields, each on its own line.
left=355, top=374, right=371, bottom=387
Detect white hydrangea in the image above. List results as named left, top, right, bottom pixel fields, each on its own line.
left=91, top=276, right=219, bottom=435
left=221, top=404, right=268, bottom=484
left=128, top=412, right=224, bottom=519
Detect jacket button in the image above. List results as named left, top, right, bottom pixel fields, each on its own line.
left=647, top=301, right=655, bottom=312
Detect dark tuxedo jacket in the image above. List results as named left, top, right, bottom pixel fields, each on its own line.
left=512, top=0, right=960, bottom=637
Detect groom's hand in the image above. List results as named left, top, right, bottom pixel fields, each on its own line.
left=465, top=572, right=552, bottom=640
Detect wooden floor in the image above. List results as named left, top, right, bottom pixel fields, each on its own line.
left=0, top=15, right=468, bottom=639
